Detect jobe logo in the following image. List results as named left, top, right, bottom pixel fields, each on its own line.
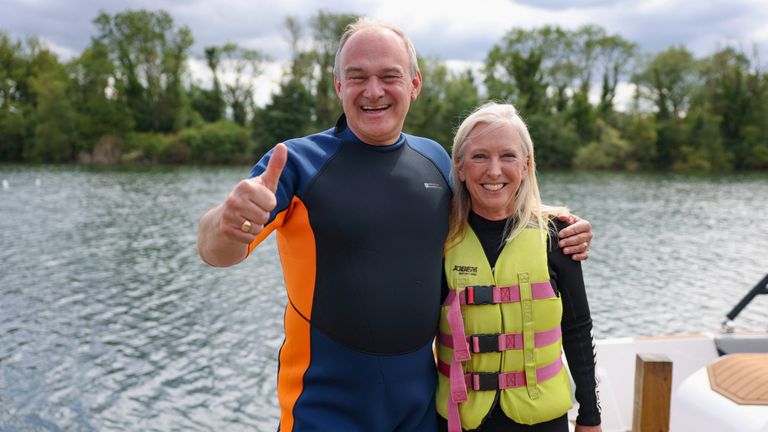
left=452, top=265, right=477, bottom=276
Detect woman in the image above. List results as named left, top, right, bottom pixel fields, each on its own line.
left=436, top=103, right=601, bottom=432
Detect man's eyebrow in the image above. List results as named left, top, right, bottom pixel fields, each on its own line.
left=344, top=66, right=365, bottom=75
left=380, top=67, right=404, bottom=75
left=343, top=66, right=405, bottom=75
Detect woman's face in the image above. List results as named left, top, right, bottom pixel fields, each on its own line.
left=457, top=122, right=529, bottom=221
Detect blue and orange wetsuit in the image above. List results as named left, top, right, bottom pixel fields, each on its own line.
left=248, top=115, right=452, bottom=431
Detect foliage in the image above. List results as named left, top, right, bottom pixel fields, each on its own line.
left=0, top=11, right=767, bottom=172
left=405, top=57, right=479, bottom=150
left=92, top=10, right=194, bottom=133
left=573, top=120, right=631, bottom=170
left=252, top=77, right=314, bottom=157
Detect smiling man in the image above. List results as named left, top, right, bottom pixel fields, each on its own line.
left=197, top=18, right=592, bottom=432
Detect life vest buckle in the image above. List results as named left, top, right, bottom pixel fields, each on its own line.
left=471, top=372, right=500, bottom=391
left=465, top=285, right=493, bottom=305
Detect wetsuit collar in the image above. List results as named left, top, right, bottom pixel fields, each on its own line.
left=334, top=114, right=406, bottom=151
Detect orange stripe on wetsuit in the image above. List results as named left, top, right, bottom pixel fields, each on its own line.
left=248, top=196, right=315, bottom=431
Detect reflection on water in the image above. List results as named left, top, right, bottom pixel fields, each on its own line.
left=1, top=166, right=767, bottom=431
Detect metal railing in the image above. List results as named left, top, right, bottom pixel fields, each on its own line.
left=722, top=273, right=768, bottom=332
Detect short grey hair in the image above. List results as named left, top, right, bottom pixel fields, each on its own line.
left=333, top=18, right=419, bottom=80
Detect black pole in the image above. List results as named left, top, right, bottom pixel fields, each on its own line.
left=725, top=273, right=768, bottom=322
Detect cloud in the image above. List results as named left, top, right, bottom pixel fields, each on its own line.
left=1, top=0, right=766, bottom=67
left=511, top=0, right=624, bottom=10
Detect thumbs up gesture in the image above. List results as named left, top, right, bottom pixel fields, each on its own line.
left=221, top=143, right=288, bottom=241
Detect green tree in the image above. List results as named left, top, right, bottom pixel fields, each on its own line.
left=596, top=35, right=636, bottom=117
left=215, top=43, right=268, bottom=126
left=406, top=57, right=479, bottom=149
left=674, top=107, right=732, bottom=171
left=93, top=9, right=194, bottom=133
left=526, top=112, right=581, bottom=168
left=0, top=32, right=28, bottom=161
left=633, top=46, right=698, bottom=168
left=24, top=42, right=78, bottom=162
left=192, top=46, right=226, bottom=123
left=694, top=47, right=757, bottom=169
left=621, top=113, right=658, bottom=171
left=309, top=11, right=359, bottom=128
left=484, top=30, right=548, bottom=114
left=68, top=42, right=133, bottom=154
left=573, top=120, right=631, bottom=170
left=251, top=77, right=314, bottom=157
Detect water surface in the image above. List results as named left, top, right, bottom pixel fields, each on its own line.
left=1, top=166, right=766, bottom=431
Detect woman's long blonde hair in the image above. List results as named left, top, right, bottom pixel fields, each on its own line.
left=446, top=102, right=564, bottom=250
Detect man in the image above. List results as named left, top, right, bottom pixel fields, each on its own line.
left=198, top=18, right=592, bottom=432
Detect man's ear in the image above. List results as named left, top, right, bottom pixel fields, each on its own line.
left=410, top=70, right=422, bottom=101
left=334, top=74, right=342, bottom=99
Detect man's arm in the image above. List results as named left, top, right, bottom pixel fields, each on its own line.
left=556, top=212, right=593, bottom=261
left=197, top=143, right=287, bottom=267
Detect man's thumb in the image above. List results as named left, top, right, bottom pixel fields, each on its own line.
left=260, top=143, right=287, bottom=193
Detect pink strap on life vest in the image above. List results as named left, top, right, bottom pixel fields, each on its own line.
left=437, top=356, right=564, bottom=391
left=446, top=289, right=470, bottom=432
left=442, top=282, right=555, bottom=306
left=447, top=357, right=465, bottom=432
left=437, top=326, right=562, bottom=352
left=441, top=281, right=554, bottom=432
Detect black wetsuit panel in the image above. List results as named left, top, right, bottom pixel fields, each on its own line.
left=303, top=139, right=450, bottom=354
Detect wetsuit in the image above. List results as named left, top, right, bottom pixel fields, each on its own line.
left=439, top=212, right=601, bottom=431
left=248, top=115, right=451, bottom=431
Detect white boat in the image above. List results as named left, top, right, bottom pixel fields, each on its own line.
left=568, top=274, right=768, bottom=432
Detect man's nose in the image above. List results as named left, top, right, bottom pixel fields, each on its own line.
left=363, top=77, right=385, bottom=99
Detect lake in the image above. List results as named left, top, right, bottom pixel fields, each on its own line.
left=1, top=165, right=767, bottom=431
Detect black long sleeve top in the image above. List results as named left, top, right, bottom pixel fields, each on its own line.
left=440, top=212, right=601, bottom=431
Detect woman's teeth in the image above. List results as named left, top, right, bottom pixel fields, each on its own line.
left=482, top=184, right=504, bottom=191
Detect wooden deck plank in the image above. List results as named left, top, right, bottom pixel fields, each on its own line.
left=708, top=354, right=768, bottom=405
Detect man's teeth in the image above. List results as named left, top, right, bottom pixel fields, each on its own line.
left=362, top=105, right=388, bottom=111
left=483, top=184, right=504, bottom=191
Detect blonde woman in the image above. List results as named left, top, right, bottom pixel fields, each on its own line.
left=436, top=103, right=601, bottom=432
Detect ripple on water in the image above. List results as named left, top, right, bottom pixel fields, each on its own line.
left=1, top=166, right=767, bottom=431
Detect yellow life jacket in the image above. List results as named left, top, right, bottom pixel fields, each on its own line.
left=436, top=226, right=573, bottom=430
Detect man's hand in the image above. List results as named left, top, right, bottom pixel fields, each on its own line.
left=218, top=143, right=288, bottom=242
left=198, top=143, right=287, bottom=267
left=556, top=212, right=592, bottom=261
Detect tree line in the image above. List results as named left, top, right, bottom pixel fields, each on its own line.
left=1, top=9, right=767, bottom=170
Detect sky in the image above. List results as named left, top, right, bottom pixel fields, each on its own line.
left=3, top=0, right=768, bottom=104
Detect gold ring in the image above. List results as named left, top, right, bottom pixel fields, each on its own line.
left=583, top=242, right=590, bottom=250
left=241, top=220, right=253, bottom=233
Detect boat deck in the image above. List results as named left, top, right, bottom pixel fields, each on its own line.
left=708, top=353, right=768, bottom=405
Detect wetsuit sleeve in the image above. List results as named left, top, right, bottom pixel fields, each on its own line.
left=246, top=144, right=300, bottom=252
left=405, top=135, right=453, bottom=194
left=548, top=223, right=601, bottom=426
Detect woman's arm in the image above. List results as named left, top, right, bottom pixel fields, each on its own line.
left=549, top=224, right=601, bottom=427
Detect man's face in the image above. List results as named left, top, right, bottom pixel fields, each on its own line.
left=334, top=28, right=422, bottom=146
